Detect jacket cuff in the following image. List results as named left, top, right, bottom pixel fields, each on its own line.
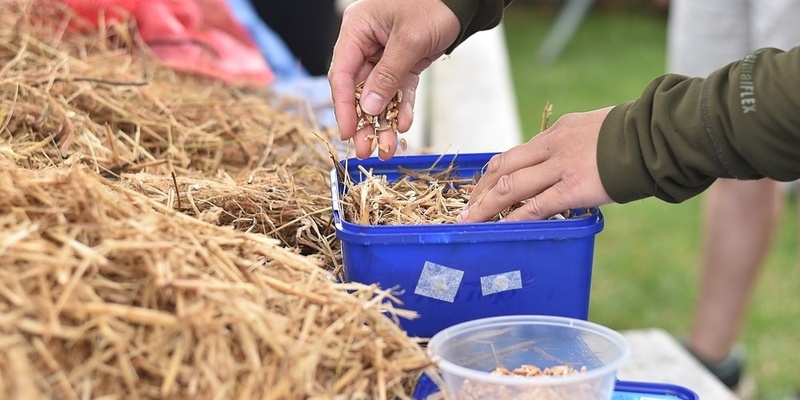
left=440, top=0, right=480, bottom=54
left=596, top=102, right=653, bottom=204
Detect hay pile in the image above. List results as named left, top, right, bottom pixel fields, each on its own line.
left=0, top=1, right=430, bottom=398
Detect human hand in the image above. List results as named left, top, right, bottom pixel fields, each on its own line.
left=457, top=107, right=616, bottom=222
left=328, top=0, right=460, bottom=160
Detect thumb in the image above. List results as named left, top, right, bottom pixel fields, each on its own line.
left=358, top=38, right=427, bottom=115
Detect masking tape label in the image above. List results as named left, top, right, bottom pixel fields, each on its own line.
left=414, top=261, right=464, bottom=303
left=480, top=271, right=522, bottom=296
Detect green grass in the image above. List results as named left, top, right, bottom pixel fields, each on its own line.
left=503, top=4, right=800, bottom=398
left=503, top=5, right=667, bottom=125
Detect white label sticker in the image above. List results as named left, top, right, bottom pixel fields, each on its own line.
left=480, top=271, right=522, bottom=296
left=414, top=261, right=464, bottom=303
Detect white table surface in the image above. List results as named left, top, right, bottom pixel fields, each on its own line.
left=618, top=328, right=740, bottom=400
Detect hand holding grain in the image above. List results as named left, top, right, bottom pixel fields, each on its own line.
left=328, top=0, right=460, bottom=159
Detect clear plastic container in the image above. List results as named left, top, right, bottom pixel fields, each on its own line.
left=426, top=315, right=630, bottom=400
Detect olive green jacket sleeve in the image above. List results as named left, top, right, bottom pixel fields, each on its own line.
left=598, top=46, right=800, bottom=204
left=441, top=0, right=513, bottom=53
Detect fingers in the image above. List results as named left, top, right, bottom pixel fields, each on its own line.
left=349, top=67, right=421, bottom=159
left=466, top=143, right=549, bottom=208
left=460, top=158, right=561, bottom=222
left=501, top=181, right=576, bottom=222
left=377, top=128, right=398, bottom=160
left=328, top=34, right=367, bottom=142
left=349, top=72, right=418, bottom=159
left=395, top=73, right=419, bottom=134
left=457, top=108, right=615, bottom=223
left=350, top=125, right=400, bottom=160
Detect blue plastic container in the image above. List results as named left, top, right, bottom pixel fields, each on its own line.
left=330, top=152, right=605, bottom=338
left=413, top=375, right=700, bottom=400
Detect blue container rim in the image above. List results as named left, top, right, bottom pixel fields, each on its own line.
left=330, top=153, right=604, bottom=245
left=412, top=375, right=700, bottom=400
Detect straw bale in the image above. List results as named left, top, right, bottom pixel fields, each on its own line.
left=0, top=1, right=431, bottom=399
left=0, top=0, right=342, bottom=256
left=0, top=162, right=429, bottom=399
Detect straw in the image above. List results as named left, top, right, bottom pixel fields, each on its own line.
left=0, top=1, right=433, bottom=398
left=338, top=102, right=590, bottom=226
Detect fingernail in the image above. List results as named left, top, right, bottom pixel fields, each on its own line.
left=377, top=144, right=391, bottom=161
left=361, top=91, right=385, bottom=115
left=457, top=206, right=469, bottom=222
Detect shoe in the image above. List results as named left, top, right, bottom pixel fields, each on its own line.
left=682, top=341, right=757, bottom=399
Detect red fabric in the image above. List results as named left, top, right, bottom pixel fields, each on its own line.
left=62, top=0, right=274, bottom=85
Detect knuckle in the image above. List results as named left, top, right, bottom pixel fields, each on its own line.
left=494, top=174, right=514, bottom=197
left=548, top=147, right=568, bottom=164
left=560, top=171, right=582, bottom=191
left=522, top=197, right=547, bottom=218
left=553, top=112, right=578, bottom=127
left=389, top=26, right=425, bottom=49
left=371, top=68, right=402, bottom=92
left=484, top=153, right=505, bottom=176
left=556, top=172, right=587, bottom=206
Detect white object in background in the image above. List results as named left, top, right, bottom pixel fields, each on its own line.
left=335, top=0, right=355, bottom=13
left=422, top=23, right=523, bottom=154
left=329, top=7, right=522, bottom=157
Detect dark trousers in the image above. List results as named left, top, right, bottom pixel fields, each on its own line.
left=249, top=0, right=338, bottom=76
